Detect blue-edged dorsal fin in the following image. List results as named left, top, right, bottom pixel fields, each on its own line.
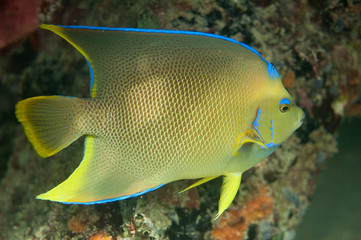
left=41, top=24, right=101, bottom=97
left=40, top=24, right=272, bottom=99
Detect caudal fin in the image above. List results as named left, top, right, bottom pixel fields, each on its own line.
left=15, top=96, right=84, bottom=158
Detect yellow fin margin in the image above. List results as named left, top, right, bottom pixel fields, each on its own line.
left=15, top=96, right=83, bottom=158
left=37, top=136, right=95, bottom=202
left=40, top=24, right=97, bottom=98
left=40, top=24, right=91, bottom=63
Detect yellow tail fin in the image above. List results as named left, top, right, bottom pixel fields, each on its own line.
left=15, top=96, right=84, bottom=158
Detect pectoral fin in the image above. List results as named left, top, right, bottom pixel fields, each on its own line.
left=214, top=173, right=242, bottom=220
left=179, top=176, right=219, bottom=194
left=234, top=130, right=267, bottom=156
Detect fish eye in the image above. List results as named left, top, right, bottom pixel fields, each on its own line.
left=280, top=104, right=290, bottom=113
left=279, top=98, right=291, bottom=113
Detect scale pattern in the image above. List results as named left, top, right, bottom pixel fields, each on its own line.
left=17, top=26, right=303, bottom=204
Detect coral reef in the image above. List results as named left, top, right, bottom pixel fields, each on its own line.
left=212, top=184, right=274, bottom=240
left=0, top=0, right=360, bottom=239
left=0, top=0, right=40, bottom=49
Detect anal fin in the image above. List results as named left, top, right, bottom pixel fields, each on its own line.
left=37, top=136, right=164, bottom=204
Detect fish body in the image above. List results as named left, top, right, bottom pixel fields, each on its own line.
left=16, top=24, right=304, bottom=217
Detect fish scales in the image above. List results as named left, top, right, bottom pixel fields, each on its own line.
left=15, top=25, right=304, bottom=218
left=63, top=29, right=263, bottom=179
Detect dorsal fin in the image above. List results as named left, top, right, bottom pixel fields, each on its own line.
left=40, top=24, right=273, bottom=99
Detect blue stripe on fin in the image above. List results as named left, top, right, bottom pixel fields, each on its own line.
left=54, top=25, right=268, bottom=63
left=86, top=59, right=95, bottom=95
left=58, top=184, right=165, bottom=205
left=267, top=62, right=280, bottom=79
left=56, top=95, right=75, bottom=98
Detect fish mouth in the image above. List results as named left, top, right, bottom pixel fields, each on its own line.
left=296, top=109, right=305, bottom=128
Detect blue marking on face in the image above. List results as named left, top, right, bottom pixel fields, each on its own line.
left=258, top=112, right=279, bottom=149
left=252, top=108, right=262, bottom=137
left=57, top=184, right=165, bottom=205
left=251, top=109, right=280, bottom=150
left=280, top=98, right=290, bottom=105
left=260, top=142, right=279, bottom=149
left=264, top=142, right=277, bottom=148
left=253, top=108, right=261, bottom=128
left=270, top=112, right=274, bottom=140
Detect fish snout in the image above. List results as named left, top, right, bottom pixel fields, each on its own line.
left=296, top=108, right=305, bottom=128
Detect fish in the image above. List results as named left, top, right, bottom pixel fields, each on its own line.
left=15, top=24, right=304, bottom=218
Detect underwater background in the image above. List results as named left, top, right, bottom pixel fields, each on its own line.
left=295, top=118, right=361, bottom=240
left=0, top=0, right=360, bottom=239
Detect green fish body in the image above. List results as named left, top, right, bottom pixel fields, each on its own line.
left=16, top=24, right=304, bottom=218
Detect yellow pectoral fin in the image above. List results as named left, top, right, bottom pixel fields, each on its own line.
left=214, top=173, right=242, bottom=220
left=179, top=176, right=219, bottom=194
left=234, top=130, right=267, bottom=156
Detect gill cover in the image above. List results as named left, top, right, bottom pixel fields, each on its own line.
left=253, top=83, right=304, bottom=146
